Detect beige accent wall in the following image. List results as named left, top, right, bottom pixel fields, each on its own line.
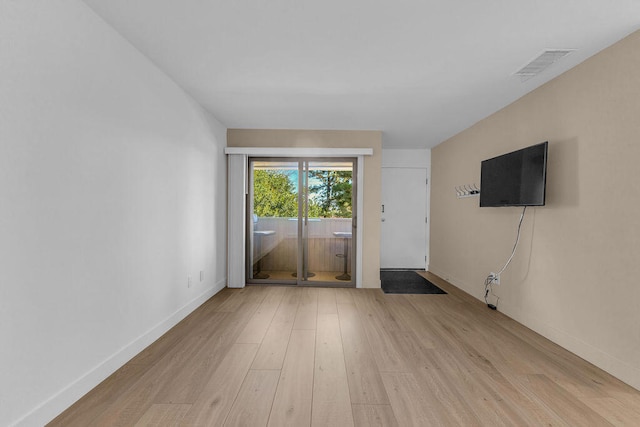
left=431, top=30, right=640, bottom=389
left=227, top=129, right=382, bottom=288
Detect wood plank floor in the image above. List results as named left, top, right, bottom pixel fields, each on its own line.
left=49, top=273, right=640, bottom=426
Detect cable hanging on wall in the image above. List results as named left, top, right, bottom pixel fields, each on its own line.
left=484, top=206, right=527, bottom=310
left=455, top=184, right=480, bottom=198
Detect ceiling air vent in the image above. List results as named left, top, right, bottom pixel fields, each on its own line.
left=514, top=49, right=576, bottom=81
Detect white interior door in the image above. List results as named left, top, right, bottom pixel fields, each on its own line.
left=380, top=167, right=428, bottom=269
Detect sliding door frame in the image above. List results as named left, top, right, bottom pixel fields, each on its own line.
left=225, top=147, right=371, bottom=288
left=246, top=157, right=357, bottom=287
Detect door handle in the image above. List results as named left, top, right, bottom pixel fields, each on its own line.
left=381, top=204, right=384, bottom=213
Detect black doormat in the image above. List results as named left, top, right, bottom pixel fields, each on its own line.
left=380, top=271, right=447, bottom=294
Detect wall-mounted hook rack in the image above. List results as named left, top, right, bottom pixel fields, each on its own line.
left=456, top=183, right=480, bottom=198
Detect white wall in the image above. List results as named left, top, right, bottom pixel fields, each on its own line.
left=381, top=148, right=430, bottom=169
left=0, top=2, right=227, bottom=425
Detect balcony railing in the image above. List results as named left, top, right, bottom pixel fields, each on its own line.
left=252, top=217, right=352, bottom=273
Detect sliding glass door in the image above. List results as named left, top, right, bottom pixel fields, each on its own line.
left=247, top=158, right=356, bottom=286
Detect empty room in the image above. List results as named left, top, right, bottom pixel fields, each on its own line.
left=3, top=1, right=640, bottom=426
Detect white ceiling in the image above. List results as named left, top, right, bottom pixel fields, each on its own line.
left=82, top=0, right=640, bottom=148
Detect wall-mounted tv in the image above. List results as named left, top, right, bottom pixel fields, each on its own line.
left=480, top=141, right=548, bottom=207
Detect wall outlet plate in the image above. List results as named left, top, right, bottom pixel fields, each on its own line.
left=490, top=272, right=500, bottom=285
left=188, top=276, right=192, bottom=288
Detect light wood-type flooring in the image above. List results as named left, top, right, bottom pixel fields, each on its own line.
left=49, top=272, right=640, bottom=426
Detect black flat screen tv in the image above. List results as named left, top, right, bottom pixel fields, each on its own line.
left=480, top=141, right=548, bottom=207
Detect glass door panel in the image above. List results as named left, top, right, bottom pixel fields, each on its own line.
left=247, top=158, right=355, bottom=286
left=302, top=160, right=354, bottom=284
left=248, top=159, right=299, bottom=283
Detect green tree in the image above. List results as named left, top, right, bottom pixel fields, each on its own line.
left=308, top=170, right=352, bottom=218
left=253, top=170, right=298, bottom=217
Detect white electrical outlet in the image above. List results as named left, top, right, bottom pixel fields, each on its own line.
left=188, top=276, right=192, bottom=288
left=200, top=270, right=204, bottom=282
left=490, top=272, right=500, bottom=285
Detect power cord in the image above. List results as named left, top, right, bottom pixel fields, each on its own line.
left=484, top=275, right=498, bottom=310
left=485, top=206, right=527, bottom=310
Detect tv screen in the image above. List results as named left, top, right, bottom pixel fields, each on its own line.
left=480, top=141, right=548, bottom=207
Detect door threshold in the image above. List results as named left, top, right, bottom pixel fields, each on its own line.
left=245, top=282, right=355, bottom=288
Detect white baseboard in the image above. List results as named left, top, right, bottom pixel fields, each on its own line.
left=13, top=278, right=227, bottom=427
left=427, top=266, right=474, bottom=297
left=427, top=267, right=640, bottom=392
left=501, top=305, right=640, bottom=392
